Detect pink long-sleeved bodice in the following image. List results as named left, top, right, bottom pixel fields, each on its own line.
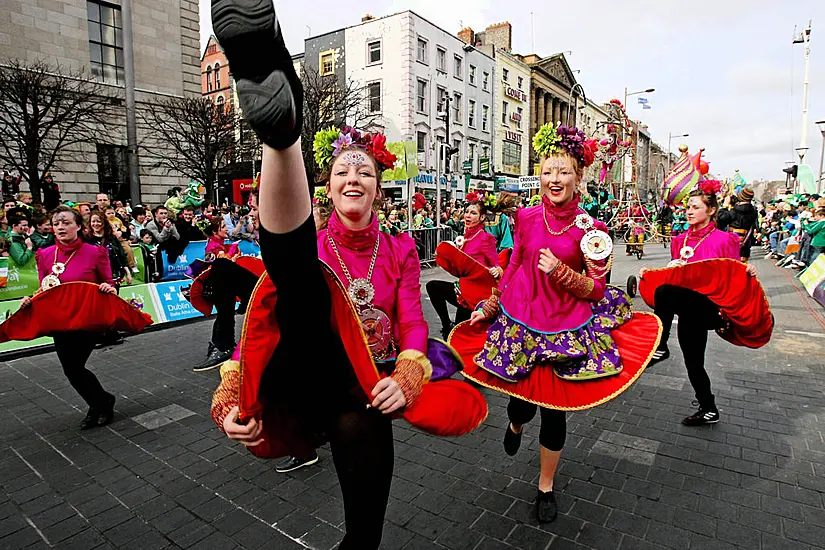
left=461, top=223, right=499, bottom=268
left=499, top=196, right=608, bottom=334
left=319, top=211, right=428, bottom=354
left=670, top=221, right=739, bottom=262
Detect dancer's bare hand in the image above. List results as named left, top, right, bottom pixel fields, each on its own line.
left=469, top=310, right=486, bottom=326
left=19, top=296, right=32, bottom=309
left=223, top=406, right=264, bottom=447
left=371, top=377, right=406, bottom=414
left=639, top=268, right=649, bottom=278
left=537, top=248, right=560, bottom=275
left=98, top=283, right=117, bottom=294
left=746, top=264, right=758, bottom=277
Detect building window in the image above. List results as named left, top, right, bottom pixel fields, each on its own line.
left=320, top=51, right=335, bottom=76
left=453, top=92, right=461, bottom=124
left=482, top=105, right=489, bottom=132
left=416, top=79, right=428, bottom=113
left=214, top=63, right=221, bottom=89
left=452, top=139, right=461, bottom=171
left=87, top=0, right=124, bottom=85
left=367, top=81, right=381, bottom=113
left=468, top=100, right=476, bottom=128
left=96, top=144, right=128, bottom=200
left=468, top=143, right=476, bottom=172
left=482, top=71, right=489, bottom=91
left=482, top=145, right=489, bottom=160
left=502, top=68, right=509, bottom=82
left=503, top=141, right=521, bottom=167
left=502, top=101, right=509, bottom=125
left=417, top=37, right=428, bottom=64
left=469, top=65, right=476, bottom=86
left=437, top=47, right=446, bottom=72
left=436, top=86, right=447, bottom=113
left=454, top=55, right=463, bottom=79
left=518, top=76, right=524, bottom=89
left=206, top=66, right=213, bottom=92
left=417, top=131, right=427, bottom=153
left=367, top=40, right=381, bottom=64
left=517, top=107, right=523, bottom=129
left=215, top=95, right=225, bottom=112
left=207, top=43, right=217, bottom=55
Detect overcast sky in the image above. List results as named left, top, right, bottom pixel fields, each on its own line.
left=200, top=0, right=824, bottom=182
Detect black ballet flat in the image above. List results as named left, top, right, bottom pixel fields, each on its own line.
left=536, top=490, right=558, bottom=523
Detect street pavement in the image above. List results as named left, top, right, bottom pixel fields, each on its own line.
left=2, top=243, right=825, bottom=549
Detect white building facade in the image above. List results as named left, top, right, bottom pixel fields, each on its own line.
left=343, top=11, right=495, bottom=199
left=494, top=50, right=531, bottom=177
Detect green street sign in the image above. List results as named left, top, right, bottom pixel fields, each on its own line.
left=463, top=161, right=472, bottom=172
left=479, top=158, right=490, bottom=174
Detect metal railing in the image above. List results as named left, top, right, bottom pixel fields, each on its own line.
left=408, top=226, right=458, bottom=264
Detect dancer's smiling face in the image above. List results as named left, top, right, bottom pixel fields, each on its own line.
left=327, top=148, right=381, bottom=227
left=540, top=154, right=580, bottom=207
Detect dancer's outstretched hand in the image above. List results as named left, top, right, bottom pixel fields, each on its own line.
left=371, top=378, right=406, bottom=414
left=746, top=264, right=758, bottom=277
left=469, top=310, right=486, bottom=326
left=639, top=268, right=649, bottom=278
left=223, top=406, right=264, bottom=447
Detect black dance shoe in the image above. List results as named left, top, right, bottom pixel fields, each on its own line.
left=503, top=423, right=522, bottom=456
left=275, top=454, right=319, bottom=473
left=648, top=345, right=670, bottom=366
left=80, top=394, right=116, bottom=430
left=536, top=490, right=558, bottom=523
left=193, top=345, right=233, bottom=372
left=211, top=0, right=303, bottom=150
left=682, top=401, right=720, bottom=426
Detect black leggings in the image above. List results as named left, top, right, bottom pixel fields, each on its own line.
left=426, top=280, right=471, bottom=329
left=207, top=259, right=260, bottom=351
left=259, top=215, right=393, bottom=550
left=507, top=397, right=567, bottom=451
left=52, top=331, right=112, bottom=409
left=653, top=285, right=724, bottom=408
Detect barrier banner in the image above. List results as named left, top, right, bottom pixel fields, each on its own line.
left=119, top=284, right=162, bottom=323
left=0, top=299, right=52, bottom=353
left=0, top=256, right=40, bottom=301
left=800, top=254, right=825, bottom=296
left=153, top=280, right=213, bottom=322
left=160, top=240, right=261, bottom=281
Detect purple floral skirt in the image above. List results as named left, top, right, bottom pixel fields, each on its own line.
left=475, top=286, right=633, bottom=382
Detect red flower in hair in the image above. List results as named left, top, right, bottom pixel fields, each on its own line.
left=582, top=139, right=598, bottom=168
left=699, top=179, right=722, bottom=195
left=365, top=133, right=397, bottom=171
left=466, top=191, right=480, bottom=202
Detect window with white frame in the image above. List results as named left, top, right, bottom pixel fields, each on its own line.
left=320, top=51, right=334, bottom=75
left=214, top=63, right=221, bottom=89
left=502, top=68, right=509, bottom=82
left=206, top=66, right=213, bottom=91
left=468, top=143, right=476, bottom=172
left=517, top=106, right=523, bottom=129
left=482, top=145, right=489, bottom=160
left=503, top=141, right=521, bottom=167
left=436, top=86, right=447, bottom=113
left=518, top=76, right=524, bottom=89
left=482, top=71, right=489, bottom=91
left=454, top=55, right=463, bottom=79
left=469, top=65, right=476, bottom=86
left=453, top=139, right=461, bottom=171
left=416, top=79, right=428, bottom=113
left=367, top=40, right=381, bottom=64
left=367, top=81, right=381, bottom=113
left=482, top=105, right=489, bottom=132
left=453, top=92, right=462, bottom=124
left=417, top=131, right=427, bottom=153
left=468, top=100, right=476, bottom=127
left=437, top=47, right=446, bottom=72
left=502, top=101, right=509, bottom=125
left=417, top=37, right=428, bottom=64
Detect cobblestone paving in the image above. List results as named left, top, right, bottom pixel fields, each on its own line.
left=1, top=247, right=824, bottom=549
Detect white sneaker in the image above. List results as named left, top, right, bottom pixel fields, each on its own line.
left=131, top=267, right=140, bottom=273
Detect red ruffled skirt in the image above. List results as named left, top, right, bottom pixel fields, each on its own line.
left=450, top=306, right=662, bottom=411
left=639, top=258, right=773, bottom=348
left=0, top=281, right=153, bottom=343
left=187, top=256, right=265, bottom=315
left=435, top=242, right=511, bottom=308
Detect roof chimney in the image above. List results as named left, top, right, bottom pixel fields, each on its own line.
left=361, top=14, right=375, bottom=22
left=457, top=27, right=474, bottom=45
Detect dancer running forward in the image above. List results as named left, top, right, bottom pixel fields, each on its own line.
left=208, top=3, right=485, bottom=547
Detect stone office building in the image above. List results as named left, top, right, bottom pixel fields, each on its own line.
left=1, top=0, right=200, bottom=205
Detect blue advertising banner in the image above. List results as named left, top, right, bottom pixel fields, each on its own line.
left=153, top=281, right=213, bottom=322
left=160, top=240, right=261, bottom=281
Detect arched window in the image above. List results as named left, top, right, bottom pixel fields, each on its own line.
left=206, top=66, right=213, bottom=92
left=214, top=63, right=221, bottom=89
left=216, top=95, right=225, bottom=112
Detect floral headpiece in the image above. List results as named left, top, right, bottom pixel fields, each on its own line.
left=698, top=179, right=722, bottom=195
left=532, top=124, right=598, bottom=168
left=313, top=126, right=397, bottom=173
left=465, top=190, right=481, bottom=203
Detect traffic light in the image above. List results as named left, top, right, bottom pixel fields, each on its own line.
left=783, top=165, right=798, bottom=178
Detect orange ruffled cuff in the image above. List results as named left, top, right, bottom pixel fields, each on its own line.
left=549, top=262, right=595, bottom=299
left=211, top=360, right=240, bottom=433
left=480, top=287, right=502, bottom=319
left=391, top=350, right=433, bottom=407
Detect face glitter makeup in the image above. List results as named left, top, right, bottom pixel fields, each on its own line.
left=340, top=150, right=368, bottom=166
left=544, top=158, right=570, bottom=171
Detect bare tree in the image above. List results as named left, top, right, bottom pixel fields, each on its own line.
left=0, top=59, right=116, bottom=203
left=300, top=70, right=379, bottom=183
left=141, top=96, right=237, bottom=198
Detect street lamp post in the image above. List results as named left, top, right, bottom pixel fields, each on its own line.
left=621, top=87, right=655, bottom=187
left=816, top=120, right=825, bottom=194
left=667, top=132, right=689, bottom=172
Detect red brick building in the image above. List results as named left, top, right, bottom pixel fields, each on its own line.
left=201, top=35, right=232, bottom=110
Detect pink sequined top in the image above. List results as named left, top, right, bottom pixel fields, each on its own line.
left=499, top=196, right=608, bottom=334
left=670, top=222, right=739, bottom=263
left=35, top=239, right=112, bottom=285
left=461, top=223, right=499, bottom=268
left=319, top=211, right=428, bottom=354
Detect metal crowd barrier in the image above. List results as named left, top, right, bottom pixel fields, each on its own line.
left=408, top=226, right=457, bottom=264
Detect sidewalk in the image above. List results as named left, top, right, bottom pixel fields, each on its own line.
left=1, top=248, right=824, bottom=549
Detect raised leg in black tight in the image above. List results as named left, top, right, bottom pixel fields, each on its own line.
left=207, top=259, right=260, bottom=351
left=426, top=280, right=471, bottom=335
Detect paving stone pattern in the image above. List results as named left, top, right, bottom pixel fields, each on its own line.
left=1, top=248, right=824, bottom=549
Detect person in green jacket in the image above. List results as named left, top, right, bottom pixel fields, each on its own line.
left=7, top=213, right=34, bottom=266
left=29, top=213, right=55, bottom=251
left=803, top=207, right=825, bottom=265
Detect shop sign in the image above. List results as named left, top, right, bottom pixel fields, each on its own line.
left=505, top=131, right=522, bottom=143
left=504, top=85, right=527, bottom=102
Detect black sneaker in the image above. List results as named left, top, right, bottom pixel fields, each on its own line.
left=211, top=0, right=303, bottom=150
left=275, top=454, right=319, bottom=473
left=536, top=490, right=558, bottom=523
left=648, top=346, right=670, bottom=366
left=503, top=423, right=522, bottom=456
left=682, top=401, right=720, bottom=426
left=193, top=346, right=233, bottom=372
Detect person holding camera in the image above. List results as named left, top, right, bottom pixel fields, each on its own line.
left=145, top=205, right=180, bottom=251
